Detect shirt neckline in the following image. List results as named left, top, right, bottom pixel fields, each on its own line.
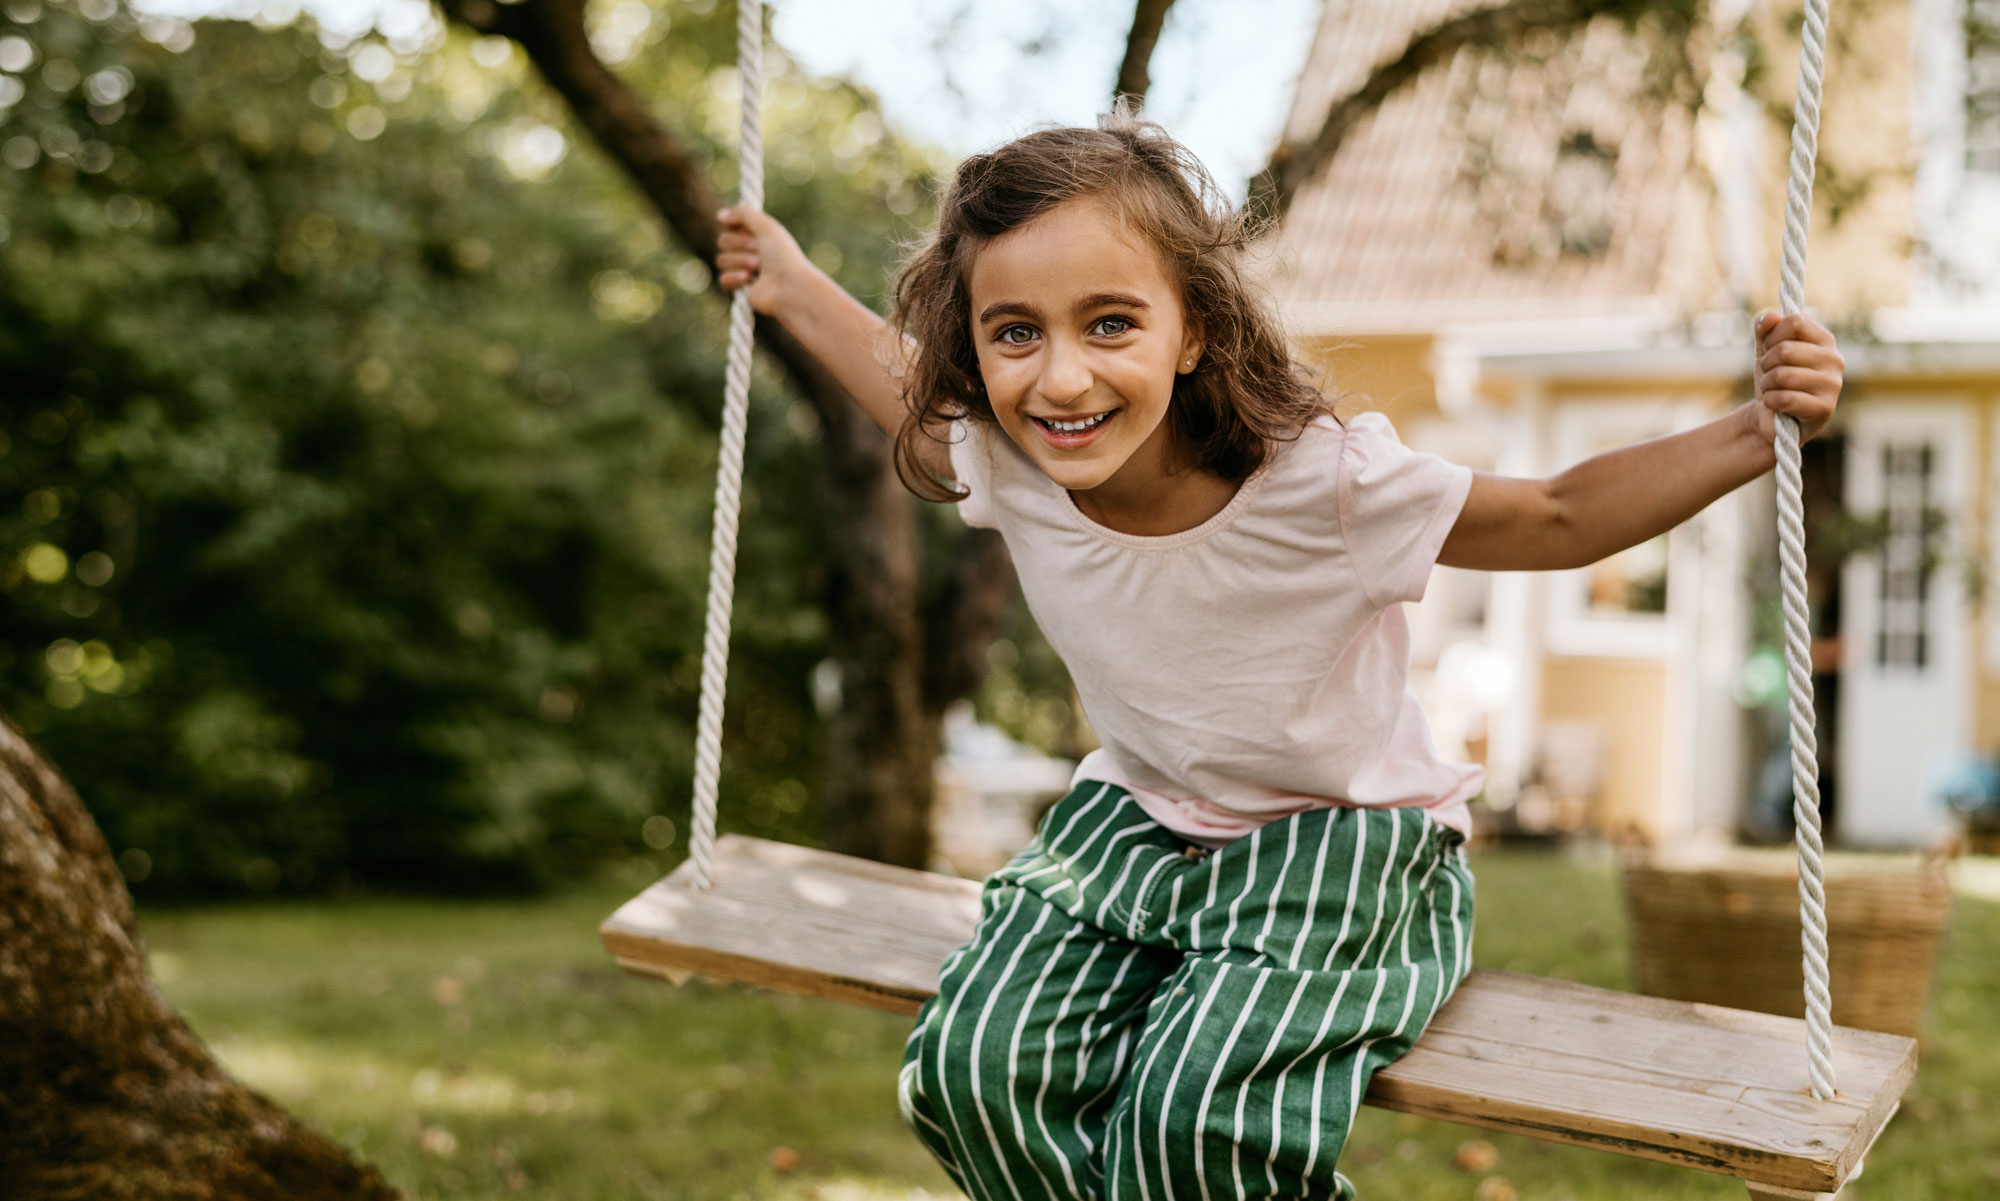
left=1051, top=456, right=1273, bottom=550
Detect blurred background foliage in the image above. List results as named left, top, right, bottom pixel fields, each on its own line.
left=0, top=0, right=1056, bottom=896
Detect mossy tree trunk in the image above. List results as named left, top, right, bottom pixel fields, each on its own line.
left=0, top=711, right=400, bottom=1201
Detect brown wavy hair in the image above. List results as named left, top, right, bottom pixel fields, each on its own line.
left=889, top=105, right=1336, bottom=502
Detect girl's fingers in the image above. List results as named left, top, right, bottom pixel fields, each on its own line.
left=1752, top=314, right=1840, bottom=443
left=1754, top=313, right=1839, bottom=362
left=1755, top=311, right=1785, bottom=351
left=1762, top=393, right=1835, bottom=426
left=1757, top=343, right=1843, bottom=374
left=1759, top=365, right=1835, bottom=394
left=718, top=204, right=781, bottom=235
left=1757, top=313, right=1836, bottom=350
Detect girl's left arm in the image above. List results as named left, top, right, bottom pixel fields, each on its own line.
left=1437, top=312, right=1844, bottom=572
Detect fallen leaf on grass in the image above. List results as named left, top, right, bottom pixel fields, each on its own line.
left=1454, top=1138, right=1499, bottom=1172
left=420, top=1125, right=458, bottom=1158
left=1475, top=1176, right=1516, bottom=1201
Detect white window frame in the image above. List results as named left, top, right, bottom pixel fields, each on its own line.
left=1543, top=398, right=1706, bottom=657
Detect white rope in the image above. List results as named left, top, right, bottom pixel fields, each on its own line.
left=687, top=0, right=764, bottom=892
left=1775, top=0, right=1836, bottom=1101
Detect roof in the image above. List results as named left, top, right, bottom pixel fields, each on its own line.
left=1267, top=1, right=1726, bottom=334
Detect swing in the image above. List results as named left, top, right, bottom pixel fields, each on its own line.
left=602, top=3, right=1917, bottom=1197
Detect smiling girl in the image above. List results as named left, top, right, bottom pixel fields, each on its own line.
left=717, top=111, right=1842, bottom=1200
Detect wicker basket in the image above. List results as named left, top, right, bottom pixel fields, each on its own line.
left=1621, top=848, right=1953, bottom=1038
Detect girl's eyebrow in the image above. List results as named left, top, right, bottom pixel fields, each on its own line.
left=1078, top=292, right=1150, bottom=313
left=976, top=293, right=1152, bottom=325
left=977, top=299, right=1040, bottom=324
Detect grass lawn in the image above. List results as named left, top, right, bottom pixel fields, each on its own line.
left=142, top=847, right=2000, bottom=1200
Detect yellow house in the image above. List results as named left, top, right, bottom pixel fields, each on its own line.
left=1270, top=0, right=2000, bottom=847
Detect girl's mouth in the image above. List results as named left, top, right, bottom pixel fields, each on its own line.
left=1030, top=410, right=1116, bottom=447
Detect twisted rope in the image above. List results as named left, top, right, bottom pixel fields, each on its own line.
left=1774, top=0, right=1836, bottom=1101
left=687, top=0, right=763, bottom=892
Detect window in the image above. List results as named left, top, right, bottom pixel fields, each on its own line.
left=1544, top=399, right=1701, bottom=656
left=1585, top=536, right=1670, bottom=615
left=1876, top=442, right=1937, bottom=668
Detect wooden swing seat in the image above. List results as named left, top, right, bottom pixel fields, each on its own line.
left=601, top=835, right=1917, bottom=1199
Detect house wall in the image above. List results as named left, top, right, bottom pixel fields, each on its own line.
left=1297, top=334, right=1442, bottom=424
left=1537, top=379, right=1743, bottom=844
left=1745, top=0, right=1915, bottom=314
left=1540, top=656, right=1671, bottom=839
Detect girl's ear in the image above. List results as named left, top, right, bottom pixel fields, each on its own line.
left=1178, top=322, right=1206, bottom=375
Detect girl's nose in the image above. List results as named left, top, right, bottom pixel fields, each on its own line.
left=1036, top=339, right=1092, bottom=405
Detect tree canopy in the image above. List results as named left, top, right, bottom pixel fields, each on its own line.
left=0, top=0, right=955, bottom=894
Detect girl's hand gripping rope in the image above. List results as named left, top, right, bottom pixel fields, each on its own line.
left=1751, top=310, right=1844, bottom=445
left=717, top=205, right=810, bottom=321
left=713, top=206, right=925, bottom=455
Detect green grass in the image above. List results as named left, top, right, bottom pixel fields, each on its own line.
left=141, top=849, right=2000, bottom=1200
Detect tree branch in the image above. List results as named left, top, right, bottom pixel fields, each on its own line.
left=1114, top=0, right=1177, bottom=106
left=434, top=0, right=887, bottom=476
left=1251, top=0, right=1699, bottom=216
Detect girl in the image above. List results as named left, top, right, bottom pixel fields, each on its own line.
left=717, top=112, right=1842, bottom=1200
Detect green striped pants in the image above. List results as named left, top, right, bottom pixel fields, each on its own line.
left=898, top=781, right=1475, bottom=1200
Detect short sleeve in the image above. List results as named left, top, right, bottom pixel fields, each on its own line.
left=1336, top=411, right=1473, bottom=607
left=945, top=418, right=996, bottom=529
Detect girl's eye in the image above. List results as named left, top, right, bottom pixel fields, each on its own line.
left=997, top=324, right=1037, bottom=346
left=1093, top=316, right=1134, bottom=337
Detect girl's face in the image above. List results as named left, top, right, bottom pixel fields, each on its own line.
left=967, top=197, right=1203, bottom=506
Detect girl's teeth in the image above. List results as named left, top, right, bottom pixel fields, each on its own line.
left=1046, top=413, right=1109, bottom=432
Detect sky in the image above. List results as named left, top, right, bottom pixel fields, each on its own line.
left=130, top=0, right=1323, bottom=199
left=765, top=0, right=1321, bottom=197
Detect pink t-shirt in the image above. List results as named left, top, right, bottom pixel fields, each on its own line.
left=948, top=411, right=1482, bottom=844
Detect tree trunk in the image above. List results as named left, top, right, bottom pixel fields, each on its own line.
left=0, top=711, right=400, bottom=1201
left=430, top=0, right=1031, bottom=868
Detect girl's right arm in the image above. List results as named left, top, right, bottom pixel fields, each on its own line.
left=716, top=207, right=951, bottom=480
